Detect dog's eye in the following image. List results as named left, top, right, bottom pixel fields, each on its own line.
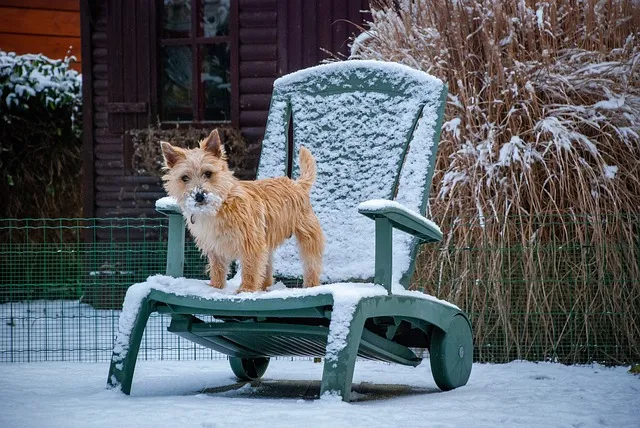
left=181, top=175, right=190, bottom=183
left=204, top=171, right=212, bottom=179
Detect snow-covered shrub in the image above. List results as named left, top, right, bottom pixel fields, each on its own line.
left=353, top=0, right=639, bottom=363
left=0, top=51, right=83, bottom=219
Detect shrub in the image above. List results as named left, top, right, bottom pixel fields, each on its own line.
left=353, top=0, right=640, bottom=363
left=0, top=51, right=83, bottom=220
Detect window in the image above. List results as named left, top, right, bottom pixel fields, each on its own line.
left=159, top=0, right=236, bottom=123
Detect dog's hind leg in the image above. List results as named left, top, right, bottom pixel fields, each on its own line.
left=295, top=213, right=324, bottom=287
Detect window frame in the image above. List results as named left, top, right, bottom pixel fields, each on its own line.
left=154, top=0, right=239, bottom=127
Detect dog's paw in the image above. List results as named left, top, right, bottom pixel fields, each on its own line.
left=209, top=280, right=225, bottom=289
left=236, top=284, right=259, bottom=293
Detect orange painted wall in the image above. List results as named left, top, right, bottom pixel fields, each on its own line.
left=0, top=0, right=81, bottom=70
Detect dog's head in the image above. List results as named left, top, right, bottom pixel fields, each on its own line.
left=160, top=130, right=234, bottom=216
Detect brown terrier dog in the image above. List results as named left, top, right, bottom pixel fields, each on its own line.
left=160, top=130, right=324, bottom=293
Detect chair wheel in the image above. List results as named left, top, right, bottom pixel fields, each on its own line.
left=229, top=357, right=270, bottom=381
left=429, top=314, right=473, bottom=391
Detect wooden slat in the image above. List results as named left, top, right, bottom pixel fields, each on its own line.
left=0, top=0, right=79, bottom=11
left=240, top=110, right=269, bottom=127
left=239, top=77, right=276, bottom=93
left=135, top=0, right=151, bottom=129
left=302, top=0, right=317, bottom=68
left=240, top=126, right=266, bottom=142
left=239, top=0, right=276, bottom=11
left=95, top=160, right=125, bottom=170
left=107, top=0, right=124, bottom=132
left=92, top=31, right=107, bottom=47
left=94, top=112, right=108, bottom=128
left=276, top=0, right=288, bottom=75
left=122, top=0, right=138, bottom=131
left=239, top=44, right=276, bottom=61
left=95, top=175, right=161, bottom=185
left=107, top=102, right=147, bottom=113
left=317, top=0, right=332, bottom=54
left=331, top=0, right=348, bottom=56
left=94, top=146, right=121, bottom=160
left=95, top=136, right=123, bottom=145
left=94, top=166, right=124, bottom=176
left=0, top=33, right=81, bottom=65
left=240, top=60, right=277, bottom=77
left=148, top=0, right=159, bottom=121
left=230, top=0, right=240, bottom=127
left=93, top=191, right=166, bottom=201
left=95, top=207, right=160, bottom=217
left=287, top=0, right=302, bottom=73
left=239, top=11, right=277, bottom=28
left=239, top=28, right=276, bottom=44
left=80, top=0, right=94, bottom=220
left=0, top=7, right=80, bottom=36
left=239, top=94, right=271, bottom=110
left=93, top=47, right=107, bottom=61
left=94, top=95, right=108, bottom=111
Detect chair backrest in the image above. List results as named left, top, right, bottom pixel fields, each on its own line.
left=257, top=60, right=447, bottom=286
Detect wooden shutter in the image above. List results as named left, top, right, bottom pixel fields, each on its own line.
left=107, top=0, right=154, bottom=134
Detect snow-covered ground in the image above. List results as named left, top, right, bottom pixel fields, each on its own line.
left=1, top=359, right=637, bottom=428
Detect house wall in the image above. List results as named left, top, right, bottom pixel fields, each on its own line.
left=0, top=0, right=81, bottom=70
left=82, top=0, right=369, bottom=223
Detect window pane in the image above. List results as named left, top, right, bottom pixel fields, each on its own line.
left=162, top=46, right=193, bottom=121
left=201, top=0, right=230, bottom=37
left=163, top=0, right=191, bottom=38
left=202, top=43, right=231, bottom=121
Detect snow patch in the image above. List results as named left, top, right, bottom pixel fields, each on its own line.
left=357, top=199, right=442, bottom=236
left=603, top=164, right=618, bottom=180
left=155, top=196, right=179, bottom=210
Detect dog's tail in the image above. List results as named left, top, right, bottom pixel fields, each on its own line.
left=297, top=146, right=317, bottom=193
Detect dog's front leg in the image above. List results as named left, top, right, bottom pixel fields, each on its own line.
left=237, top=250, right=268, bottom=293
left=237, top=228, right=268, bottom=293
left=208, top=253, right=227, bottom=289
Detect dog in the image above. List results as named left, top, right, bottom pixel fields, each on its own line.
left=160, top=130, right=324, bottom=293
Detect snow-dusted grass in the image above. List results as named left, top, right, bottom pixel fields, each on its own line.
left=351, top=0, right=640, bottom=364
left=0, top=359, right=637, bottom=428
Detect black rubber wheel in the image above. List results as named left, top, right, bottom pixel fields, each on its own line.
left=429, top=314, right=473, bottom=391
left=229, top=356, right=270, bottom=381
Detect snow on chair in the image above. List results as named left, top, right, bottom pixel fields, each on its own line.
left=107, top=60, right=472, bottom=401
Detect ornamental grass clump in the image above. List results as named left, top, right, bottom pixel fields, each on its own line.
left=353, top=0, right=640, bottom=363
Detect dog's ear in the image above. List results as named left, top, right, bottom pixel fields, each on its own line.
left=201, top=129, right=225, bottom=158
left=160, top=141, right=186, bottom=168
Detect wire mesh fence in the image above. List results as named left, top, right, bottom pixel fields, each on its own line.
left=1, top=215, right=638, bottom=365
left=0, top=218, right=218, bottom=363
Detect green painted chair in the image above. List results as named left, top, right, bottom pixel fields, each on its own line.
left=107, top=60, right=472, bottom=401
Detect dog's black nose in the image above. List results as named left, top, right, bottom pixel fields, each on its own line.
left=194, top=192, right=205, bottom=203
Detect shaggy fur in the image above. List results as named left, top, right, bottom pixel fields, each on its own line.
left=161, top=130, right=324, bottom=292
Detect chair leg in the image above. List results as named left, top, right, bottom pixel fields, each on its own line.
left=107, top=298, right=153, bottom=394
left=320, top=306, right=365, bottom=402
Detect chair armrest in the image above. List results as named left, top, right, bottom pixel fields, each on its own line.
left=155, top=197, right=182, bottom=216
left=358, top=199, right=442, bottom=243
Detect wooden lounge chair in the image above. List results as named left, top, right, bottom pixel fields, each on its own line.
left=107, top=60, right=472, bottom=402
